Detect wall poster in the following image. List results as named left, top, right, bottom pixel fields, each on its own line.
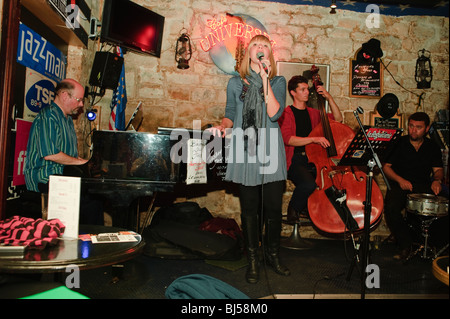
left=349, top=59, right=383, bottom=98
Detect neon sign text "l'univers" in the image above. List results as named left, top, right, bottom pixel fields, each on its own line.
left=200, top=15, right=275, bottom=52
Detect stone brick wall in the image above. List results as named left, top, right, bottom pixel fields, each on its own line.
left=67, top=0, right=448, bottom=238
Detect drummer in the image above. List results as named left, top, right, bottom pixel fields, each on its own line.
left=382, top=112, right=446, bottom=261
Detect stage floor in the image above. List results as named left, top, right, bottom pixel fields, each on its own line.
left=70, top=237, right=448, bottom=300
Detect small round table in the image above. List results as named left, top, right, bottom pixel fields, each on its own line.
left=0, top=225, right=145, bottom=274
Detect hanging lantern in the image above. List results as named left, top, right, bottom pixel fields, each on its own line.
left=415, top=49, right=432, bottom=89
left=175, top=33, right=192, bottom=70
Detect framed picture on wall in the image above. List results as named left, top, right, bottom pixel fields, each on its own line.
left=369, top=111, right=404, bottom=129
left=277, top=61, right=331, bottom=111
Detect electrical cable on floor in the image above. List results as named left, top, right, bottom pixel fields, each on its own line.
left=260, top=213, right=274, bottom=298
left=312, top=275, right=330, bottom=299
left=342, top=208, right=363, bottom=280
left=312, top=272, right=346, bottom=299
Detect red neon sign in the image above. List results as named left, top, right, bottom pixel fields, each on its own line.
left=200, top=15, right=275, bottom=52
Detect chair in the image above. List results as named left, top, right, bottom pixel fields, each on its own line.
left=281, top=214, right=314, bottom=250
left=281, top=180, right=315, bottom=250
left=281, top=166, right=317, bottom=250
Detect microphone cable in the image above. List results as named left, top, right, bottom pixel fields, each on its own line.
left=259, top=75, right=280, bottom=299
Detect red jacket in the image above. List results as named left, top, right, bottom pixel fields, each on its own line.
left=278, top=106, right=334, bottom=170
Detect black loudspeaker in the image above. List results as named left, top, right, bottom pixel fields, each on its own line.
left=89, top=52, right=124, bottom=90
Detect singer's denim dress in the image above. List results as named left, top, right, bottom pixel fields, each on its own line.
left=223, top=75, right=287, bottom=186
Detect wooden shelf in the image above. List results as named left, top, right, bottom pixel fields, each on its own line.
left=21, top=0, right=88, bottom=47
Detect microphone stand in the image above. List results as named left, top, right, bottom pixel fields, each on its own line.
left=353, top=107, right=391, bottom=192
left=353, top=107, right=391, bottom=299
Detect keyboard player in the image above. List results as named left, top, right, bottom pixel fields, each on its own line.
left=24, top=78, right=104, bottom=225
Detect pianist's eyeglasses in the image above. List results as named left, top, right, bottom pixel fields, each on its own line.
left=65, top=91, right=84, bottom=103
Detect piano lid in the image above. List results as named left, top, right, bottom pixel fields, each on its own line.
left=85, top=130, right=179, bottom=182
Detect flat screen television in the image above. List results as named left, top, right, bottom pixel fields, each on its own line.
left=100, top=0, right=165, bottom=57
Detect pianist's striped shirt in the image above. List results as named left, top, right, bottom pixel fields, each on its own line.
left=24, top=102, right=78, bottom=193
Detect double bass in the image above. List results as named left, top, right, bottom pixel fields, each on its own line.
left=305, top=65, right=383, bottom=236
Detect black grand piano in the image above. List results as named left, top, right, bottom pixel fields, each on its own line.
left=64, top=128, right=228, bottom=231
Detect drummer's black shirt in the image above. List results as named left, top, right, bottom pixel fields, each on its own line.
left=384, top=135, right=443, bottom=185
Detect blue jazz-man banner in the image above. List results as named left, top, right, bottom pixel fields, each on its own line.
left=16, top=22, right=66, bottom=83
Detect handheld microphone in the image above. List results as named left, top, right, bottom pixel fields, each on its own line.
left=256, top=52, right=269, bottom=74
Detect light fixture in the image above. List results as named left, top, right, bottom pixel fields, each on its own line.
left=330, top=0, right=337, bottom=14
left=175, top=33, right=192, bottom=69
left=86, top=108, right=97, bottom=121
left=415, top=49, right=432, bottom=89
left=356, top=38, right=383, bottom=63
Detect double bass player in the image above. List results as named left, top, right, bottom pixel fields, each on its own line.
left=278, top=75, right=343, bottom=222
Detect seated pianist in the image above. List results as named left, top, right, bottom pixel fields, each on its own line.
left=24, top=78, right=104, bottom=225
left=382, top=112, right=448, bottom=260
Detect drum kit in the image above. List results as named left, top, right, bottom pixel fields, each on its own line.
left=406, top=193, right=449, bottom=260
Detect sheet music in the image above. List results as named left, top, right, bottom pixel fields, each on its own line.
left=186, top=139, right=207, bottom=184
left=90, top=232, right=138, bottom=244
left=338, top=126, right=403, bottom=166
left=47, top=175, right=80, bottom=239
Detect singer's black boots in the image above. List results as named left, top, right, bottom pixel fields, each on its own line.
left=264, top=218, right=291, bottom=276
left=242, top=217, right=290, bottom=284
left=241, top=216, right=260, bottom=284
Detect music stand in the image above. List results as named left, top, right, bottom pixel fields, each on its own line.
left=341, top=110, right=402, bottom=299
left=338, top=125, right=403, bottom=167
left=125, top=101, right=143, bottom=131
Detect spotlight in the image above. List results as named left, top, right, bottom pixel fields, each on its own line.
left=86, top=109, right=97, bottom=121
